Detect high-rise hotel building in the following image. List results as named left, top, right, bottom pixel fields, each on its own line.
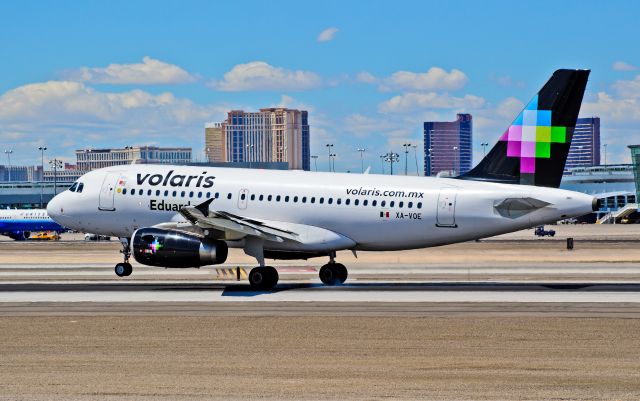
left=205, top=108, right=310, bottom=170
left=565, top=117, right=600, bottom=171
left=423, top=114, right=473, bottom=176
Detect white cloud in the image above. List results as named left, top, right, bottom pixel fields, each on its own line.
left=495, top=97, right=524, bottom=119
left=209, top=61, right=322, bottom=92
left=611, top=75, right=640, bottom=99
left=0, top=80, right=228, bottom=162
left=378, top=67, right=468, bottom=92
left=59, top=56, right=196, bottom=85
left=317, top=27, right=339, bottom=42
left=356, top=71, right=378, bottom=84
left=612, top=61, right=638, bottom=71
left=378, top=92, right=485, bottom=113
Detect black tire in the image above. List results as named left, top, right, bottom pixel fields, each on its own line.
left=265, top=266, right=279, bottom=288
left=249, top=267, right=277, bottom=290
left=115, top=263, right=127, bottom=277
left=123, top=262, right=133, bottom=276
left=335, top=263, right=348, bottom=284
left=319, top=264, right=340, bottom=286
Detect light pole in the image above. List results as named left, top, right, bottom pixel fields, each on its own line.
left=481, top=142, right=489, bottom=158
left=49, top=159, right=63, bottom=196
left=402, top=143, right=411, bottom=175
left=246, top=144, right=254, bottom=168
left=412, top=144, right=419, bottom=176
left=379, top=155, right=385, bottom=174
left=453, top=146, right=458, bottom=176
left=603, top=143, right=608, bottom=166
left=4, top=149, right=13, bottom=182
left=38, top=146, right=47, bottom=208
left=357, top=148, right=366, bottom=173
left=329, top=154, right=337, bottom=172
left=383, top=152, right=400, bottom=175
left=311, top=155, right=318, bottom=171
left=426, top=148, right=432, bottom=176
left=326, top=143, right=334, bottom=172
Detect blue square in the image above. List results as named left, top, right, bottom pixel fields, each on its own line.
left=525, top=95, right=538, bottom=110
left=537, top=110, right=551, bottom=126
left=523, top=110, right=537, bottom=126
left=513, top=113, right=523, bottom=126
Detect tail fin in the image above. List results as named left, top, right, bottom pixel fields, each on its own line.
left=459, top=69, right=590, bottom=188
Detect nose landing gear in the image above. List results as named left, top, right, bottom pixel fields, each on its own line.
left=115, top=237, right=133, bottom=277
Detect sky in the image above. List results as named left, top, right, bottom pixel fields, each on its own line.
left=0, top=0, right=639, bottom=173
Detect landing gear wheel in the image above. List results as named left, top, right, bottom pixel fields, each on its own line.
left=115, top=262, right=132, bottom=277
left=249, top=266, right=278, bottom=290
left=320, top=263, right=348, bottom=285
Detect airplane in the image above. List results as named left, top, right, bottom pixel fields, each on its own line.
left=0, top=208, right=66, bottom=240
left=47, top=69, right=597, bottom=290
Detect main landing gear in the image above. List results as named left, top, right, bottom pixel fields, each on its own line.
left=115, top=237, right=133, bottom=277
left=319, top=252, right=348, bottom=285
left=248, top=266, right=279, bottom=291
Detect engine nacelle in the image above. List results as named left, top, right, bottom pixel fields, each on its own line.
left=132, top=228, right=228, bottom=268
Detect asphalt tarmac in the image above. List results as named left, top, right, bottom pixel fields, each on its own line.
left=1, top=229, right=640, bottom=400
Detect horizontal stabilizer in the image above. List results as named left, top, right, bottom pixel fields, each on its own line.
left=494, top=197, right=551, bottom=218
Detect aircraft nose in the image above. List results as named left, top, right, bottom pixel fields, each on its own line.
left=46, top=193, right=65, bottom=222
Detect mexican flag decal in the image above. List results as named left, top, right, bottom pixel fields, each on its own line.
left=379, top=211, right=390, bottom=219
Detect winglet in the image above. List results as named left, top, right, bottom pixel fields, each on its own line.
left=195, top=198, right=214, bottom=217
left=363, top=166, right=371, bottom=174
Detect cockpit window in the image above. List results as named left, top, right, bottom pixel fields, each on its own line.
left=77, top=183, right=84, bottom=193
left=69, top=183, right=78, bottom=192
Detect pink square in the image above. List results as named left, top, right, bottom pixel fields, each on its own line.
left=507, top=125, right=522, bottom=141
left=520, top=157, right=535, bottom=173
left=507, top=141, right=521, bottom=157
left=499, top=129, right=508, bottom=141
left=521, top=141, right=536, bottom=157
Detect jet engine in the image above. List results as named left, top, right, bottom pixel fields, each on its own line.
left=132, top=228, right=228, bottom=268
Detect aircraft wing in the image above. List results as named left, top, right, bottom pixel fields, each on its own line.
left=177, top=199, right=301, bottom=243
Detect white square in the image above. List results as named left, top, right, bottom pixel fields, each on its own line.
left=523, top=110, right=537, bottom=126
left=522, top=125, right=536, bottom=141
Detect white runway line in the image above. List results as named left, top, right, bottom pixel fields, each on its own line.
left=2, top=289, right=640, bottom=303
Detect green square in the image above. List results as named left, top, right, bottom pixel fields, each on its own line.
left=536, top=126, right=551, bottom=142
left=551, top=126, right=566, bottom=143
left=536, top=142, right=551, bottom=158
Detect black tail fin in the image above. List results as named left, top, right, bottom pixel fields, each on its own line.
left=459, top=69, right=590, bottom=188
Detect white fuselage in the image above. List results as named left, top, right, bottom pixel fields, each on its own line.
left=47, top=165, right=595, bottom=252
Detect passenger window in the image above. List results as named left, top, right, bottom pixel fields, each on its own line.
left=302, top=197, right=307, bottom=203
left=276, top=195, right=281, bottom=202
left=250, top=194, right=255, bottom=201
left=337, top=198, right=341, bottom=205
left=363, top=199, right=368, bottom=206
left=198, top=192, right=203, bottom=198
left=346, top=199, right=351, bottom=205
left=164, top=190, right=168, bottom=196
left=131, top=189, right=136, bottom=196
left=122, top=188, right=127, bottom=195
left=372, top=200, right=377, bottom=207
left=311, top=197, right=316, bottom=203
left=215, top=192, right=220, bottom=199
left=408, top=202, right=413, bottom=208
left=172, top=191, right=177, bottom=197
left=241, top=193, right=246, bottom=201
left=354, top=199, right=359, bottom=206
left=328, top=198, right=333, bottom=205
left=268, top=195, right=272, bottom=201
left=189, top=191, right=194, bottom=197
left=319, top=197, right=324, bottom=204
left=399, top=201, right=404, bottom=208
left=259, top=195, right=264, bottom=201
left=294, top=196, right=298, bottom=203
left=285, top=195, right=290, bottom=202
left=381, top=200, right=386, bottom=207
left=417, top=202, right=423, bottom=209
left=227, top=193, right=232, bottom=200
left=181, top=191, right=185, bottom=197
left=147, top=189, right=152, bottom=196
left=390, top=201, right=395, bottom=207
left=156, top=190, right=160, bottom=196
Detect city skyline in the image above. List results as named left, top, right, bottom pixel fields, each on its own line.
left=1, top=1, right=639, bottom=173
